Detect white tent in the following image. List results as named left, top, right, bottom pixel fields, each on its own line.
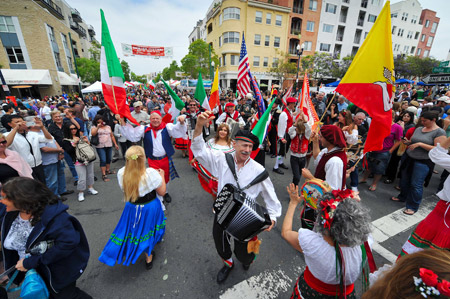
left=81, top=81, right=102, bottom=93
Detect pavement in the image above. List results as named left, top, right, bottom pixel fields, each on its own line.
left=44, top=143, right=442, bottom=299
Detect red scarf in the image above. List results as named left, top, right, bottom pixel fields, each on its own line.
left=145, top=122, right=166, bottom=138
left=224, top=111, right=239, bottom=122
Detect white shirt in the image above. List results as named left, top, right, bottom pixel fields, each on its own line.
left=39, top=106, right=51, bottom=120
left=130, top=110, right=150, bottom=125
left=429, top=144, right=450, bottom=202
left=216, top=111, right=245, bottom=127
left=288, top=122, right=311, bottom=158
left=120, top=121, right=187, bottom=157
left=314, top=147, right=344, bottom=190
left=113, top=124, right=127, bottom=142
left=4, top=130, right=53, bottom=167
left=344, top=129, right=359, bottom=146
left=277, top=110, right=293, bottom=138
left=191, top=135, right=282, bottom=222
left=117, top=167, right=162, bottom=197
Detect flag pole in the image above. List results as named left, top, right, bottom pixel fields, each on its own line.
left=109, top=77, right=119, bottom=113
left=318, top=92, right=337, bottom=123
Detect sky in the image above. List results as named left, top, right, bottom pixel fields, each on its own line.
left=73, top=0, right=450, bottom=76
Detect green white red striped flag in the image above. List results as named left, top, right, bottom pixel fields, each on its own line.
left=251, top=99, right=275, bottom=144
left=100, top=9, right=138, bottom=125
left=161, top=80, right=185, bottom=123
left=194, top=71, right=210, bottom=110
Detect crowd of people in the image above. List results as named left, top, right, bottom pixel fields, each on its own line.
left=0, top=81, right=449, bottom=298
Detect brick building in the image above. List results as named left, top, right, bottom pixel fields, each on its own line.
left=416, top=9, right=439, bottom=58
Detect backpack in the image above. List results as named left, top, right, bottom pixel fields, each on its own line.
left=75, top=139, right=96, bottom=164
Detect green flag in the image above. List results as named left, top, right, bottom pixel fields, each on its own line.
left=194, top=71, right=210, bottom=110
left=252, top=100, right=276, bottom=144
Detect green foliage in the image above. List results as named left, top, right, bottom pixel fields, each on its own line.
left=130, top=72, right=147, bottom=84
left=330, top=55, right=354, bottom=79
left=394, top=55, right=440, bottom=80
left=269, top=50, right=297, bottom=84
left=120, top=59, right=131, bottom=81
left=161, top=60, right=180, bottom=80
left=301, top=52, right=335, bottom=79
left=180, top=40, right=219, bottom=79
left=88, top=40, right=101, bottom=62
left=76, top=57, right=100, bottom=83
left=154, top=73, right=162, bottom=83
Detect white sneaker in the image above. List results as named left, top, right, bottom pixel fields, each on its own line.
left=78, top=193, right=85, bottom=202
left=87, top=188, right=98, bottom=195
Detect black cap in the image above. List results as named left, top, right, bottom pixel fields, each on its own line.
left=234, top=130, right=259, bottom=151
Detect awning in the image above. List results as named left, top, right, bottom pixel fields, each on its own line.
left=1, top=69, right=52, bottom=85
left=81, top=81, right=102, bottom=93
left=58, top=71, right=78, bottom=86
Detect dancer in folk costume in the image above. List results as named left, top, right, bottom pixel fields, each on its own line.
left=99, top=146, right=166, bottom=269
left=288, top=112, right=311, bottom=186
left=119, top=110, right=186, bottom=204
left=216, top=102, right=245, bottom=127
left=398, top=135, right=450, bottom=258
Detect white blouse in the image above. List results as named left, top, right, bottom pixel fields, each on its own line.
left=117, top=167, right=162, bottom=197
left=314, top=147, right=344, bottom=190
left=206, top=139, right=234, bottom=153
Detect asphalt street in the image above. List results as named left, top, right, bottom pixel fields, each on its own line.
left=42, top=139, right=441, bottom=299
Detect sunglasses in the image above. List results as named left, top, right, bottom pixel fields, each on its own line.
left=0, top=140, right=7, bottom=145
left=70, top=127, right=77, bottom=130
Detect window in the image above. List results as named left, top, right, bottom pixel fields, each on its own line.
left=222, top=54, right=226, bottom=66
left=254, top=34, right=261, bottom=46
left=391, top=13, right=398, bottom=18
left=392, top=26, right=397, bottom=34
left=306, top=21, right=315, bottom=32
left=403, top=45, right=409, bottom=53
left=309, top=0, right=318, bottom=11
left=5, top=47, right=24, bottom=64
left=275, top=15, right=282, bottom=26
left=424, top=50, right=429, bottom=57
left=272, top=57, right=279, bottom=68
left=263, top=57, right=268, bottom=67
left=253, top=56, right=260, bottom=67
left=431, top=22, right=438, bottom=33
left=410, top=46, right=416, bottom=54
left=54, top=52, right=63, bottom=70
left=401, top=12, right=408, bottom=21
left=67, top=56, right=75, bottom=73
left=255, top=11, right=262, bottom=23
left=222, top=32, right=239, bottom=44
left=411, top=15, right=417, bottom=24
left=274, top=37, right=280, bottom=48
left=223, top=7, right=240, bottom=20
left=427, top=36, right=433, bottom=47
left=219, top=13, right=222, bottom=25
left=47, top=25, right=56, bottom=42
left=425, top=20, right=429, bottom=27
left=325, top=3, right=337, bottom=14
left=219, top=57, right=222, bottom=66
left=61, top=34, right=69, bottom=50
left=364, top=32, right=368, bottom=39
left=421, top=34, right=426, bottom=42
left=407, top=31, right=413, bottom=39
left=230, top=55, right=239, bottom=66
left=414, top=32, right=420, bottom=39
left=303, top=41, right=312, bottom=51
left=417, top=48, right=421, bottom=56
left=219, top=36, right=222, bottom=47
left=368, top=14, right=376, bottom=22
left=323, top=24, right=334, bottom=33
left=266, top=13, right=271, bottom=25
left=265, top=35, right=270, bottom=46
left=397, top=28, right=404, bottom=37
left=320, top=43, right=331, bottom=51
left=0, top=16, right=15, bottom=33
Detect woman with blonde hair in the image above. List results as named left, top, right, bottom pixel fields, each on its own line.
left=99, top=146, right=166, bottom=270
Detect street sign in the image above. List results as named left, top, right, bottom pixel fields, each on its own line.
left=439, top=61, right=449, bottom=67
left=422, top=73, right=450, bottom=84
left=432, top=67, right=450, bottom=73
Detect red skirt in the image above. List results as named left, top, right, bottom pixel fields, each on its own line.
left=174, top=138, right=188, bottom=150
left=192, top=160, right=218, bottom=195
left=148, top=157, right=170, bottom=183
left=399, top=200, right=450, bottom=258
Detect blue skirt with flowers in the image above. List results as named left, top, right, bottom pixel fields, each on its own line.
left=99, top=198, right=166, bottom=266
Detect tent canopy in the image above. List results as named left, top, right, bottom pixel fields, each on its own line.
left=81, top=81, right=102, bottom=93
left=325, top=80, right=340, bottom=87
left=395, top=78, right=414, bottom=84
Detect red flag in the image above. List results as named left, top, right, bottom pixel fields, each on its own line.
left=6, top=96, right=17, bottom=107
left=298, top=73, right=319, bottom=132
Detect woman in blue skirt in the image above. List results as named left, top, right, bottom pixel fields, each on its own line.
left=99, top=145, right=166, bottom=270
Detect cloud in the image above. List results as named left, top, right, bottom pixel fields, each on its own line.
left=75, top=0, right=211, bottom=75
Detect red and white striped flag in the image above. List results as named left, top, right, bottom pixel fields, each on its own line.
left=282, top=84, right=293, bottom=107
left=237, top=33, right=252, bottom=98
left=298, top=73, right=319, bottom=131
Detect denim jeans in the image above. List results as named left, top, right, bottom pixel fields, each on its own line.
left=43, top=161, right=67, bottom=196
left=64, top=151, right=78, bottom=181
left=290, top=155, right=306, bottom=186
left=398, top=160, right=430, bottom=212
left=96, top=147, right=112, bottom=167
left=348, top=160, right=359, bottom=188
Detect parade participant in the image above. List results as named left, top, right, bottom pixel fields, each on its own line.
left=216, top=102, right=245, bottom=127
left=363, top=249, right=450, bottom=299
left=4, top=115, right=53, bottom=183
left=212, top=97, right=227, bottom=131
left=283, top=185, right=372, bottom=299
left=273, top=97, right=297, bottom=175
left=288, top=112, right=311, bottom=186
left=398, top=135, right=450, bottom=257
left=99, top=146, right=166, bottom=270
left=391, top=111, right=445, bottom=215
left=268, top=99, right=282, bottom=157
left=62, top=123, right=98, bottom=202
left=1, top=177, right=92, bottom=298
left=119, top=110, right=187, bottom=204
left=236, top=95, right=255, bottom=127
left=192, top=123, right=234, bottom=199
left=184, top=99, right=209, bottom=161
left=191, top=111, right=281, bottom=284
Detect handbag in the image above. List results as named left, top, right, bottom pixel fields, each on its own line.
left=90, top=133, right=99, bottom=146
left=74, top=139, right=96, bottom=164
left=6, top=269, right=49, bottom=299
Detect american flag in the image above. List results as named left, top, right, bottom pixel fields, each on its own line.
left=249, top=71, right=266, bottom=118
left=237, top=33, right=252, bottom=98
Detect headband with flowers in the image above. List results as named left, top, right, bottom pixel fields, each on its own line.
left=127, top=154, right=139, bottom=161
left=319, top=189, right=357, bottom=230
left=414, top=268, right=450, bottom=298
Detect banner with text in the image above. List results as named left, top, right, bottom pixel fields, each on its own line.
left=121, top=43, right=173, bottom=58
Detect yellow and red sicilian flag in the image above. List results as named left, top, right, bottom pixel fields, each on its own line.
left=209, top=68, right=219, bottom=110
left=298, top=73, right=319, bottom=132
left=100, top=10, right=138, bottom=125
left=335, top=1, right=395, bottom=153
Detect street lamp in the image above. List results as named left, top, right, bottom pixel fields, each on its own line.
left=294, top=43, right=305, bottom=95
left=211, top=61, right=215, bottom=81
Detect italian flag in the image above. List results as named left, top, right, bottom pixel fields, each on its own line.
left=149, top=80, right=156, bottom=90
left=209, top=68, right=219, bottom=110
left=194, top=71, right=210, bottom=110
left=252, top=99, right=275, bottom=144
left=100, top=10, right=138, bottom=125
left=161, top=80, right=185, bottom=123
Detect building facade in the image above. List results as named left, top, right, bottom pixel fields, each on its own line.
left=315, top=0, right=383, bottom=58
left=188, top=19, right=207, bottom=44
left=205, top=0, right=291, bottom=91
left=0, top=0, right=97, bottom=99
left=416, top=9, right=439, bottom=58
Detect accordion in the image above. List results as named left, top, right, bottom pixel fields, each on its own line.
left=215, top=184, right=272, bottom=242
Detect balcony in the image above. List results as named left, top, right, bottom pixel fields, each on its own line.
left=88, top=25, right=95, bottom=36
left=293, top=0, right=304, bottom=14
left=70, top=21, right=87, bottom=37
left=354, top=29, right=362, bottom=44
left=71, top=8, right=82, bottom=22
left=35, top=0, right=64, bottom=20
left=357, top=19, right=364, bottom=26
left=291, top=17, right=302, bottom=36
left=336, top=35, right=343, bottom=42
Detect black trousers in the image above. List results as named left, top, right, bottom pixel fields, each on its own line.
left=212, top=217, right=254, bottom=266
left=277, top=135, right=291, bottom=157
left=290, top=156, right=306, bottom=186
left=254, top=149, right=265, bottom=167
left=45, top=281, right=92, bottom=299
left=32, top=164, right=46, bottom=184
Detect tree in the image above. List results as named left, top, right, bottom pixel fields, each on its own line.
left=301, top=52, right=334, bottom=80
left=130, top=72, right=147, bottom=83
left=88, top=40, right=101, bottom=62
left=154, top=73, right=162, bottom=83
left=161, top=60, right=180, bottom=80
left=76, top=57, right=100, bottom=83
left=393, top=55, right=440, bottom=80
left=269, top=50, right=297, bottom=86
left=120, top=59, right=131, bottom=82
left=180, top=40, right=219, bottom=79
